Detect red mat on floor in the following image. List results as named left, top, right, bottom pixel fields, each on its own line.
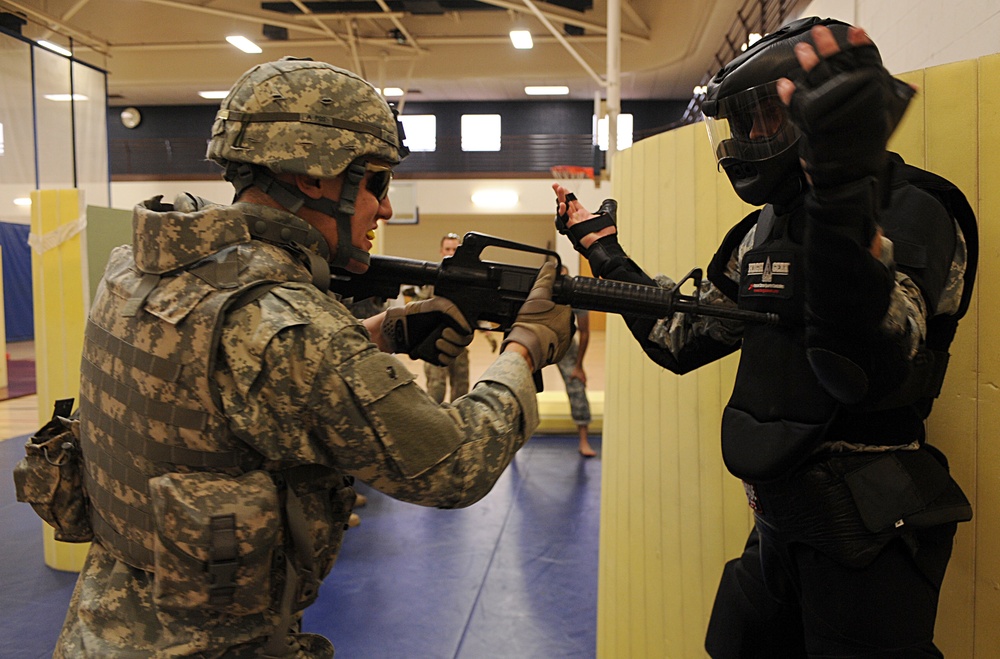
left=0, top=359, right=36, bottom=400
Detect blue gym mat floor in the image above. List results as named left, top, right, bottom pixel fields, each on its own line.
left=0, top=433, right=601, bottom=658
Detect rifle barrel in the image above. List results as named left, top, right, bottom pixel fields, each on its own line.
left=556, top=275, right=779, bottom=325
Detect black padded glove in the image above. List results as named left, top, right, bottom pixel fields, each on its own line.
left=501, top=262, right=574, bottom=371
left=381, top=297, right=473, bottom=366
left=555, top=197, right=631, bottom=278
left=787, top=45, right=914, bottom=189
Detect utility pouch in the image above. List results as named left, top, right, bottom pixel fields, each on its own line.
left=149, top=470, right=280, bottom=615
left=844, top=446, right=972, bottom=534
left=12, top=398, right=93, bottom=542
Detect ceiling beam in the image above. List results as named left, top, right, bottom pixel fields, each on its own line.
left=1, top=0, right=109, bottom=53
left=474, top=0, right=648, bottom=43
left=522, top=0, right=604, bottom=86
left=131, top=0, right=333, bottom=38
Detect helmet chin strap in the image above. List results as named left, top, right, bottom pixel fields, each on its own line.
left=227, top=161, right=372, bottom=271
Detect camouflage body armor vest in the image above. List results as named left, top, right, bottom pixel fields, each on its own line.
left=79, top=196, right=352, bottom=613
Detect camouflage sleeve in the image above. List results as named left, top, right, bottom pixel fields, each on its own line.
left=646, top=228, right=750, bottom=358
left=215, top=283, right=536, bottom=509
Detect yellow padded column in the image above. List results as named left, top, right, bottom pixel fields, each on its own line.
left=30, top=188, right=89, bottom=572
left=599, top=125, right=752, bottom=659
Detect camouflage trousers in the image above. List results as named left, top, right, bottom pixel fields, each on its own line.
left=556, top=338, right=591, bottom=425
left=424, top=347, right=470, bottom=403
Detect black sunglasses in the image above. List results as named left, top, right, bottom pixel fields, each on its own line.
left=365, top=162, right=393, bottom=201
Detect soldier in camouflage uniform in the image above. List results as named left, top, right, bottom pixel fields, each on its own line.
left=55, top=58, right=572, bottom=658
left=554, top=19, right=975, bottom=658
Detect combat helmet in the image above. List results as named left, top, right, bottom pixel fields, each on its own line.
left=207, top=57, right=408, bottom=269
left=701, top=17, right=858, bottom=206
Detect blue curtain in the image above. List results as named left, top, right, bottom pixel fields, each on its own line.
left=0, top=222, right=33, bottom=343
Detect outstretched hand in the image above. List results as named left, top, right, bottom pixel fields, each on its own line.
left=553, top=183, right=616, bottom=249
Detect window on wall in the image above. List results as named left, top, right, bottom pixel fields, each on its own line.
left=461, top=114, right=501, bottom=151
left=399, top=114, right=436, bottom=152
left=596, top=113, right=634, bottom=151
left=0, top=122, right=4, bottom=155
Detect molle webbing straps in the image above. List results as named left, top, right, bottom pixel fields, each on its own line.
left=84, top=467, right=154, bottom=567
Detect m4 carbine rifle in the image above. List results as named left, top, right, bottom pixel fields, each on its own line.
left=330, top=233, right=777, bottom=355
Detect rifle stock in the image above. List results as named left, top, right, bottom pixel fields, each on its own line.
left=329, top=232, right=778, bottom=328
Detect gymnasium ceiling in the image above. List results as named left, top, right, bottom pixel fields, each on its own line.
left=0, top=0, right=806, bottom=108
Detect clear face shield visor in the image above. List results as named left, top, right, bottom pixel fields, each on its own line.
left=704, top=81, right=801, bottom=166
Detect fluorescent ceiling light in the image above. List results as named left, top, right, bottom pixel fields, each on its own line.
left=199, top=91, right=230, bottom=99
left=471, top=189, right=518, bottom=209
left=226, top=35, right=262, bottom=54
left=525, top=86, right=569, bottom=96
left=14, top=198, right=32, bottom=207
left=37, top=40, right=72, bottom=57
left=44, top=94, right=89, bottom=102
left=509, top=30, right=533, bottom=49
left=380, top=87, right=404, bottom=97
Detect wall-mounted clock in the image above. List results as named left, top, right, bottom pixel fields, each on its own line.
left=120, top=107, right=142, bottom=129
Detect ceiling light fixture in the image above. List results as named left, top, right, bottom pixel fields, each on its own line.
left=226, top=35, right=262, bottom=54
left=509, top=30, right=533, bottom=50
left=380, top=87, right=405, bottom=97
left=14, top=198, right=32, bottom=207
left=44, top=94, right=89, bottom=102
left=199, top=91, right=230, bottom=100
left=524, top=86, right=569, bottom=96
left=37, top=40, right=72, bottom=57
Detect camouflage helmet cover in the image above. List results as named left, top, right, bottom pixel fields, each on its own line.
left=207, top=57, right=404, bottom=179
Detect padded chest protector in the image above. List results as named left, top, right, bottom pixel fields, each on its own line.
left=721, top=208, right=839, bottom=482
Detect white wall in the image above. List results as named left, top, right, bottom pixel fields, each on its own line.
left=800, top=0, right=1000, bottom=74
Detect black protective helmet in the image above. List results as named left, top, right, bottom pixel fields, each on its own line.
left=702, top=17, right=864, bottom=205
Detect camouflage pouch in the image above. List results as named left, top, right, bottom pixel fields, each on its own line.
left=149, top=470, right=280, bottom=615
left=12, top=398, right=94, bottom=543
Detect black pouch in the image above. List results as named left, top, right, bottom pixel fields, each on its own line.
left=12, top=399, right=94, bottom=542
left=844, top=446, right=972, bottom=533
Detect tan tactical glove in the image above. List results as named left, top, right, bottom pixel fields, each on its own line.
left=501, top=261, right=574, bottom=371
left=381, top=297, right=473, bottom=366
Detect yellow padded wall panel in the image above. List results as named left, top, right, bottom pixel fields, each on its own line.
left=599, top=125, right=753, bottom=658
left=888, top=69, right=926, bottom=167
left=641, top=135, right=668, bottom=655
left=974, top=51, right=1000, bottom=658
left=30, top=189, right=89, bottom=572
left=923, top=59, right=979, bottom=659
